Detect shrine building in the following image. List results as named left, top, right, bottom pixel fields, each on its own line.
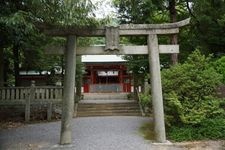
left=82, top=55, right=132, bottom=93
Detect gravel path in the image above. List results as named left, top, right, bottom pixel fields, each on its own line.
left=0, top=116, right=154, bottom=150
left=1, top=116, right=223, bottom=150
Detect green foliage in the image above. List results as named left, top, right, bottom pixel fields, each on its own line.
left=122, top=55, right=148, bottom=91
left=168, top=118, right=225, bottom=141
left=123, top=55, right=149, bottom=75
left=30, top=0, right=103, bottom=27
left=213, top=56, right=225, bottom=83
left=0, top=10, right=37, bottom=49
left=113, top=0, right=158, bottom=24
left=192, top=0, right=225, bottom=54
left=113, top=0, right=188, bottom=24
left=139, top=93, right=151, bottom=109
left=127, top=93, right=134, bottom=100
left=113, top=0, right=225, bottom=141
left=0, top=0, right=106, bottom=86
left=113, top=0, right=194, bottom=70
left=162, top=50, right=224, bottom=125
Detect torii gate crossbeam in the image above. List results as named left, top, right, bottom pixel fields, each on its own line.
left=40, top=18, right=190, bottom=144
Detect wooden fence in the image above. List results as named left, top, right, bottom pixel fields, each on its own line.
left=0, top=81, right=63, bottom=122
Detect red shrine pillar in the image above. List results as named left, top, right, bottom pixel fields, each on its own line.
left=90, top=66, right=94, bottom=84
left=119, top=65, right=123, bottom=92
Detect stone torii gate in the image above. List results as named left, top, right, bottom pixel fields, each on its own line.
left=43, top=18, right=190, bottom=144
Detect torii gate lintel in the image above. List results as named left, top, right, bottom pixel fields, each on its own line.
left=41, top=18, right=190, bottom=36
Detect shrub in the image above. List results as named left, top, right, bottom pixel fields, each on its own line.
left=127, top=93, right=134, bottom=100
left=139, top=93, right=151, bottom=111
left=167, top=117, right=225, bottom=141
left=213, top=56, right=225, bottom=83
left=161, top=50, right=224, bottom=125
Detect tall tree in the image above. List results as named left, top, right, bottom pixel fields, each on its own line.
left=113, top=0, right=191, bottom=63
left=191, top=0, right=225, bottom=55
left=113, top=0, right=190, bottom=70
left=0, top=0, right=102, bottom=86
left=0, top=1, right=37, bottom=86
left=169, top=0, right=178, bottom=64
left=0, top=48, right=3, bottom=86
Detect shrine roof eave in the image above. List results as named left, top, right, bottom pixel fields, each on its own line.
left=83, top=62, right=126, bottom=65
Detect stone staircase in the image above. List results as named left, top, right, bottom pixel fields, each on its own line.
left=76, top=102, right=141, bottom=117
left=83, top=93, right=128, bottom=100
left=76, top=93, right=142, bottom=117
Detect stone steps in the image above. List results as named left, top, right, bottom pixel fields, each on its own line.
left=83, top=93, right=128, bottom=100
left=78, top=109, right=140, bottom=113
left=78, top=103, right=139, bottom=108
left=77, top=112, right=141, bottom=117
left=76, top=102, right=141, bottom=117
left=78, top=107, right=140, bottom=111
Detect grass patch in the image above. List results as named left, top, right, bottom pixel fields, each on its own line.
left=139, top=122, right=155, bottom=140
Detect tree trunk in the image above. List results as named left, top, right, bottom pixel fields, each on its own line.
left=61, top=55, right=64, bottom=86
left=13, top=45, right=20, bottom=86
left=133, top=73, right=139, bottom=99
left=75, top=56, right=82, bottom=101
left=140, top=75, right=145, bottom=93
left=169, top=0, right=178, bottom=65
left=0, top=48, right=4, bottom=86
left=3, top=56, right=9, bottom=87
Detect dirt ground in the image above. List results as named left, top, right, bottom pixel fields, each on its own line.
left=172, top=140, right=225, bottom=150
left=0, top=108, right=61, bottom=130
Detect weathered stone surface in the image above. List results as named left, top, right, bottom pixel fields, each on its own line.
left=45, top=45, right=179, bottom=55
left=42, top=18, right=191, bottom=145
left=105, top=26, right=120, bottom=51
left=39, top=18, right=190, bottom=36
left=148, top=34, right=166, bottom=143
left=60, top=36, right=76, bottom=144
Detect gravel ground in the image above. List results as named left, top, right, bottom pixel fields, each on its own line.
left=0, top=116, right=224, bottom=150
left=0, top=116, right=153, bottom=150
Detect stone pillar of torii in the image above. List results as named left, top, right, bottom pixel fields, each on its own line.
left=42, top=18, right=190, bottom=144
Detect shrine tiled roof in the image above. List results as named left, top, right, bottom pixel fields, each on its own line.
left=82, top=55, right=126, bottom=62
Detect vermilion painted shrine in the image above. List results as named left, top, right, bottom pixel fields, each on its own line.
left=83, top=62, right=132, bottom=93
